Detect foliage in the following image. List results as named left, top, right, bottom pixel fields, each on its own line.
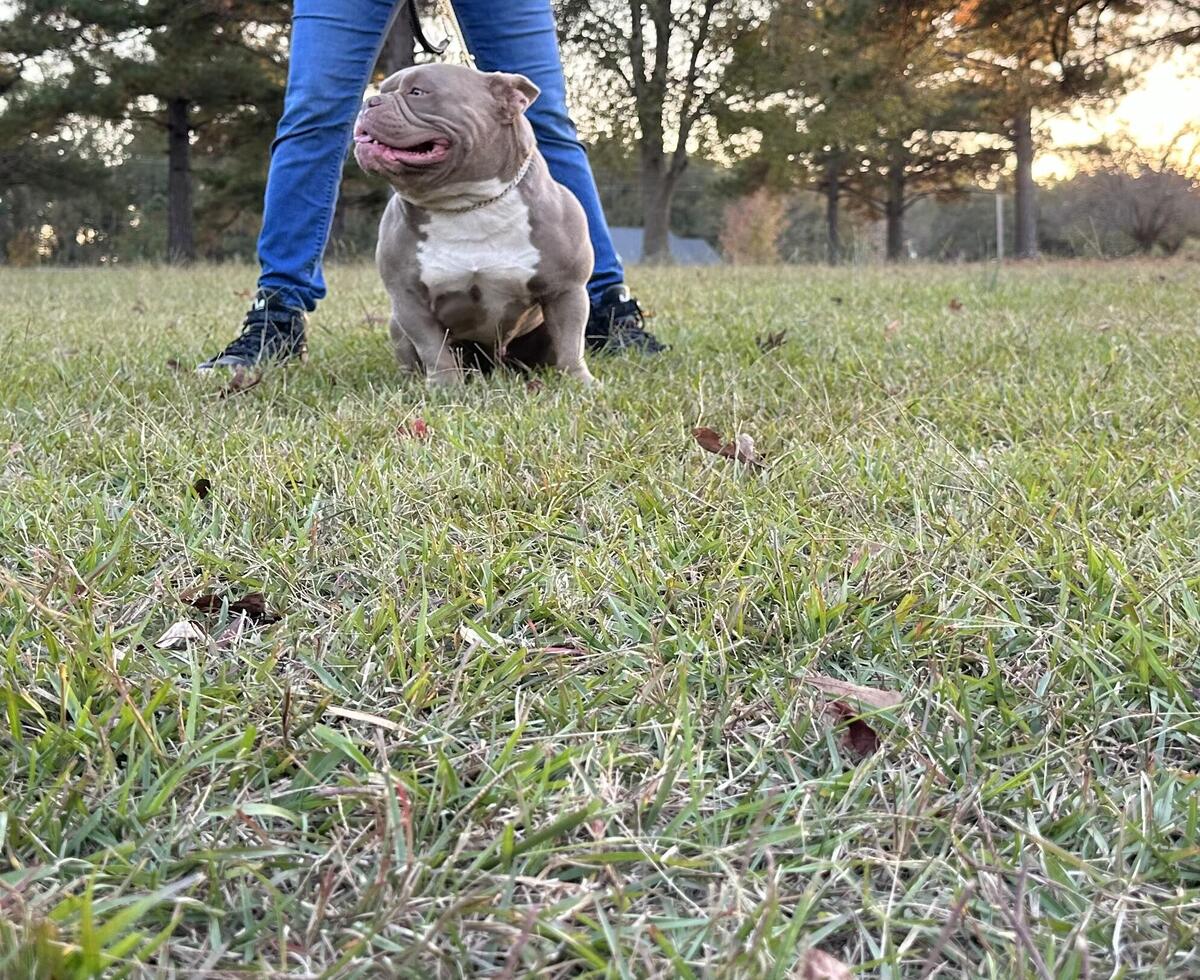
left=719, top=187, right=786, bottom=262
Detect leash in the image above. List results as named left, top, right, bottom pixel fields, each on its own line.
left=406, top=0, right=475, bottom=67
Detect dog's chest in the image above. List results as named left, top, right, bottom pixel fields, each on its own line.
left=417, top=192, right=540, bottom=338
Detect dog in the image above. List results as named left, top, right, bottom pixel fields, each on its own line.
left=354, top=63, right=595, bottom=385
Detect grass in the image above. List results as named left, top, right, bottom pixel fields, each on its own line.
left=1, top=258, right=1199, bottom=978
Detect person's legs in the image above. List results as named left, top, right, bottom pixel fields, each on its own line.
left=451, top=0, right=624, bottom=304
left=256, top=0, right=400, bottom=312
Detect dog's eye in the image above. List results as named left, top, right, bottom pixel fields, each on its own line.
left=409, top=86, right=427, bottom=96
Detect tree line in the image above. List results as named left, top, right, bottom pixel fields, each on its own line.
left=1, top=1, right=1198, bottom=266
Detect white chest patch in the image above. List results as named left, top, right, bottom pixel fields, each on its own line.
left=416, top=187, right=541, bottom=341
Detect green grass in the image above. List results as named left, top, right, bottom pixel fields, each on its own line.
left=2, top=259, right=1200, bottom=977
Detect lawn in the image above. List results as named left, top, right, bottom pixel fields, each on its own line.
left=2, top=260, right=1199, bottom=978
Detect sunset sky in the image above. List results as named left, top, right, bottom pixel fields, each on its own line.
left=1039, top=48, right=1200, bottom=178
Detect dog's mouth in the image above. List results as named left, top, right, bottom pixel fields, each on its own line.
left=354, top=129, right=452, bottom=168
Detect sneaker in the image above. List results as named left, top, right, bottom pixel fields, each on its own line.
left=585, top=285, right=667, bottom=354
left=197, top=290, right=308, bottom=370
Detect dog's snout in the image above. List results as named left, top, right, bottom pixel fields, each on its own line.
left=366, top=95, right=383, bottom=108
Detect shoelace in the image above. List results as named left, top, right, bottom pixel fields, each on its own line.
left=219, top=311, right=296, bottom=359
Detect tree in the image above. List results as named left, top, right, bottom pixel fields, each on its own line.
left=0, top=1, right=289, bottom=263
left=952, top=1, right=1144, bottom=258
left=722, top=0, right=998, bottom=261
left=557, top=0, right=750, bottom=262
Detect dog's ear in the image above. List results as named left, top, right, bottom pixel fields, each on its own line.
left=488, top=72, right=540, bottom=123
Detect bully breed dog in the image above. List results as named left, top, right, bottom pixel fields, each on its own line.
left=354, top=63, right=595, bottom=385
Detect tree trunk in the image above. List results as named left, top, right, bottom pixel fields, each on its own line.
left=166, top=97, right=195, bottom=264
left=885, top=156, right=906, bottom=262
left=1012, top=105, right=1038, bottom=259
left=825, top=156, right=841, bottom=265
left=640, top=153, right=677, bottom=264
left=376, top=6, right=415, bottom=77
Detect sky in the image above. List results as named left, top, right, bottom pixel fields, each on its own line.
left=1039, top=48, right=1200, bottom=178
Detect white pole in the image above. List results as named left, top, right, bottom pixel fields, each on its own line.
left=995, top=190, right=1005, bottom=262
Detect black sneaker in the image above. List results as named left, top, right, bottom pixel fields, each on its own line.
left=585, top=285, right=667, bottom=354
left=197, top=290, right=308, bottom=370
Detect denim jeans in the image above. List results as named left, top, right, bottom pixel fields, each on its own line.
left=256, top=0, right=624, bottom=312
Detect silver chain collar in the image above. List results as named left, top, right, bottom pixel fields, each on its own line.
left=409, top=147, right=537, bottom=215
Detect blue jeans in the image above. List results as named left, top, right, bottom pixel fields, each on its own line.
left=256, top=0, right=624, bottom=311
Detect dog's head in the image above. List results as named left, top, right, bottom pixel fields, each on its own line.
left=354, top=63, right=539, bottom=197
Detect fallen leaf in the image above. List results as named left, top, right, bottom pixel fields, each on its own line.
left=228, top=592, right=281, bottom=624
left=756, top=329, right=788, bottom=352
left=397, top=418, right=431, bottom=440
left=214, top=611, right=251, bottom=650
left=191, top=477, right=212, bottom=499
left=187, top=593, right=224, bottom=614
left=234, top=288, right=252, bottom=299
left=948, top=298, right=965, bottom=312
left=831, top=296, right=844, bottom=305
left=362, top=311, right=386, bottom=326
left=526, top=377, right=546, bottom=394
left=132, top=300, right=147, bottom=314
left=802, top=673, right=902, bottom=710
left=830, top=700, right=882, bottom=756
left=692, top=427, right=765, bottom=469
left=795, top=948, right=853, bottom=980
left=155, top=620, right=206, bottom=650
left=216, top=368, right=263, bottom=400
left=884, top=318, right=902, bottom=340
left=187, top=590, right=280, bottom=624
left=166, top=358, right=183, bottom=371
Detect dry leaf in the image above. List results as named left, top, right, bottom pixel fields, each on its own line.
left=795, top=948, right=852, bottom=980
left=155, top=620, right=206, bottom=650
left=187, top=590, right=280, bottom=625
left=756, top=330, right=788, bottom=352
left=398, top=418, right=431, bottom=440
left=234, top=288, right=253, bottom=299
left=362, top=312, right=386, bottom=326
left=526, top=377, right=546, bottom=394
left=831, top=296, right=844, bottom=305
left=830, top=700, right=882, bottom=756
left=216, top=368, right=263, bottom=400
left=692, top=427, right=765, bottom=469
left=948, top=298, right=965, bottom=312
left=802, top=673, right=902, bottom=709
left=214, top=612, right=251, bottom=650
left=884, top=318, right=902, bottom=340
left=132, top=300, right=147, bottom=314
left=192, top=477, right=212, bottom=500
left=166, top=358, right=183, bottom=371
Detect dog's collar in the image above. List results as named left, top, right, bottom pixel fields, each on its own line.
left=409, top=147, right=537, bottom=215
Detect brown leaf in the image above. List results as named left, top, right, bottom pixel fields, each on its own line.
left=803, top=673, right=902, bottom=710
left=187, top=590, right=281, bottom=625
left=132, top=300, right=147, bottom=314
left=234, top=288, right=252, bottom=299
left=166, top=358, right=183, bottom=371
left=795, top=947, right=852, bottom=980
left=525, top=377, right=546, bottom=394
left=884, top=318, right=902, bottom=340
left=187, top=593, right=224, bottom=614
left=830, top=701, right=881, bottom=756
left=191, top=477, right=212, bottom=499
left=362, top=311, right=386, bottom=326
left=692, top=427, right=765, bottom=469
left=693, top=426, right=725, bottom=455
left=228, top=592, right=280, bottom=624
left=756, top=329, right=788, bottom=352
left=831, top=296, right=844, bottom=305
left=948, top=298, right=965, bottom=312
left=397, top=418, right=431, bottom=440
left=216, top=368, right=263, bottom=400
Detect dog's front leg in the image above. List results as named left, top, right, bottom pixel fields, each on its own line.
left=539, top=286, right=595, bottom=385
left=390, top=294, right=462, bottom=385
